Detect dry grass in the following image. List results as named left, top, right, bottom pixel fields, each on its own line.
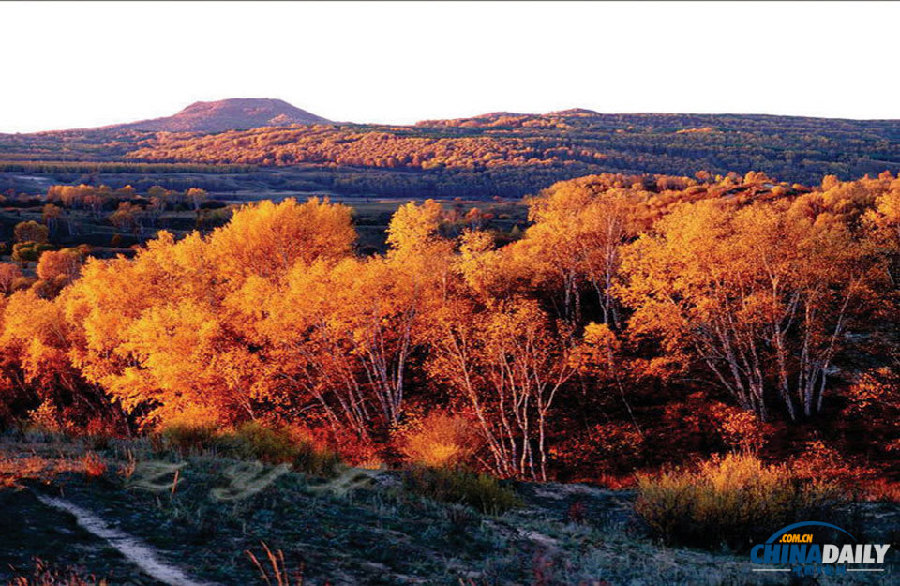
left=635, top=452, right=843, bottom=549
left=246, top=542, right=303, bottom=586
left=6, top=558, right=108, bottom=585
left=81, top=452, right=107, bottom=479
left=0, top=454, right=82, bottom=488
left=116, top=448, right=136, bottom=480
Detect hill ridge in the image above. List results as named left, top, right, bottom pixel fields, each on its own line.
left=105, top=97, right=331, bottom=133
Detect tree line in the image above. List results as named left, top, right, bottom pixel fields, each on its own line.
left=0, top=171, right=896, bottom=481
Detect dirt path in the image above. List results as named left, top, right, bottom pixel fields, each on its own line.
left=35, top=494, right=217, bottom=586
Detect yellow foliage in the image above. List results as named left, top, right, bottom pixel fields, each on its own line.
left=636, top=453, right=841, bottom=547
left=63, top=198, right=358, bottom=427
left=208, top=197, right=355, bottom=282
left=619, top=196, right=884, bottom=420
left=397, top=411, right=482, bottom=468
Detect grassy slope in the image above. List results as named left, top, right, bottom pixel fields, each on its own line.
left=2, top=435, right=897, bottom=585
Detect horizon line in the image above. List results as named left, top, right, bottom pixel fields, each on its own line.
left=4, top=102, right=899, bottom=135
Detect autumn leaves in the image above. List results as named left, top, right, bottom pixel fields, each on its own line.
left=0, top=171, right=897, bottom=481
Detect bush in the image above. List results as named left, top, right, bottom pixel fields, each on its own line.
left=635, top=453, right=842, bottom=550
left=788, top=439, right=897, bottom=502
left=326, top=427, right=382, bottom=470
left=396, top=411, right=482, bottom=469
left=223, top=422, right=343, bottom=477
left=11, top=241, right=53, bottom=264
left=81, top=452, right=108, bottom=479
left=291, top=436, right=344, bottom=478
left=161, top=423, right=218, bottom=454
left=158, top=422, right=343, bottom=477
left=225, top=422, right=297, bottom=463
left=403, top=465, right=520, bottom=515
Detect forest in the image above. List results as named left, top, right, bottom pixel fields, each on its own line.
left=125, top=111, right=900, bottom=187
left=0, top=169, right=897, bottom=488
left=3, top=110, right=899, bottom=199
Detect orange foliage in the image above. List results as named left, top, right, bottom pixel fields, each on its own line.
left=81, top=452, right=107, bottom=479
left=620, top=195, right=886, bottom=420
left=0, top=263, right=23, bottom=295
left=708, top=403, right=768, bottom=454
left=395, top=411, right=483, bottom=468
left=0, top=172, right=895, bottom=484
left=786, top=440, right=899, bottom=502
left=64, top=198, right=356, bottom=427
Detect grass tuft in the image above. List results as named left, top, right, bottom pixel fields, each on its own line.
left=245, top=542, right=303, bottom=586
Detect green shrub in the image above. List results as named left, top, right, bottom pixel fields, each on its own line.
left=635, top=453, right=843, bottom=550
left=11, top=241, right=53, bottom=263
left=159, top=422, right=342, bottom=477
left=161, top=423, right=218, bottom=454
left=225, top=422, right=296, bottom=464
left=223, top=422, right=343, bottom=477
left=291, top=437, right=344, bottom=478
left=403, top=465, right=520, bottom=515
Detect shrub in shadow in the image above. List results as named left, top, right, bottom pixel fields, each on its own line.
left=402, top=464, right=520, bottom=515
left=160, top=423, right=218, bottom=455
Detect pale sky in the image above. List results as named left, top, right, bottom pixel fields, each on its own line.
left=1, top=1, right=897, bottom=133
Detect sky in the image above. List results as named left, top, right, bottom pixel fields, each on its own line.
left=1, top=1, right=898, bottom=133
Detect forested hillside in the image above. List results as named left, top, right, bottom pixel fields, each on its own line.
left=2, top=109, right=899, bottom=199
left=126, top=110, right=900, bottom=186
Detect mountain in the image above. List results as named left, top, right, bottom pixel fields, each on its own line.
left=107, top=98, right=331, bottom=133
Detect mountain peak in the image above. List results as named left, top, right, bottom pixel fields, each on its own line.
left=110, top=98, right=331, bottom=133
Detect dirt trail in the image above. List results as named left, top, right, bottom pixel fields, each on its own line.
left=35, top=494, right=217, bottom=586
